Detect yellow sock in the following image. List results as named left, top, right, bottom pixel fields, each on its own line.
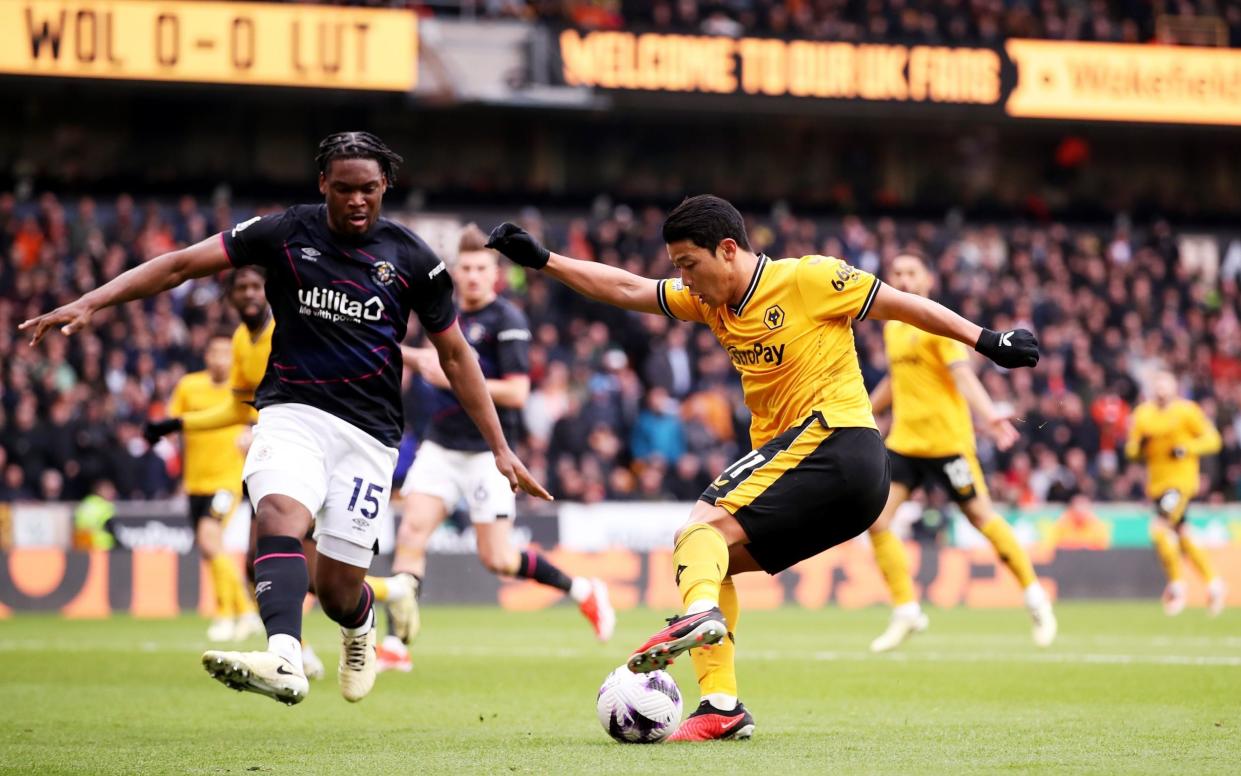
left=1151, top=527, right=1183, bottom=583
left=691, top=576, right=739, bottom=698
left=673, top=523, right=728, bottom=610
left=209, top=555, right=238, bottom=618
left=979, top=516, right=1037, bottom=589
left=871, top=529, right=916, bottom=606
left=1179, top=533, right=1216, bottom=582
left=366, top=576, right=390, bottom=602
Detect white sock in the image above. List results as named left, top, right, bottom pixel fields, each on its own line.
left=342, top=608, right=374, bottom=638
left=268, top=634, right=303, bottom=672
left=568, top=577, right=592, bottom=604
left=894, top=601, right=922, bottom=619
left=703, top=693, right=737, bottom=711
left=685, top=599, right=717, bottom=615
left=1024, top=583, right=1048, bottom=609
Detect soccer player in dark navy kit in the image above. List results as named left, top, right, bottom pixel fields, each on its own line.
left=21, top=132, right=549, bottom=705
left=366, top=226, right=614, bottom=673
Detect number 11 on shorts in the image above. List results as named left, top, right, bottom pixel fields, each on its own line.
left=347, top=477, right=385, bottom=519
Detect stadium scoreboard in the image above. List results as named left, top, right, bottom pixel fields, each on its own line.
left=0, top=0, right=417, bottom=91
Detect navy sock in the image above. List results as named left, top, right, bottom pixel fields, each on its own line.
left=515, top=548, right=573, bottom=593
left=333, top=582, right=374, bottom=630
left=253, top=536, right=307, bottom=641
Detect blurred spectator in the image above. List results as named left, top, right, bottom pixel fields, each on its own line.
left=1052, top=494, right=1111, bottom=550
left=630, top=387, right=686, bottom=463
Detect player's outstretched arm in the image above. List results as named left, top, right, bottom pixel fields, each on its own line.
left=867, top=284, right=1039, bottom=369
left=19, top=234, right=233, bottom=345
left=427, top=322, right=552, bottom=501
left=486, top=223, right=662, bottom=315
left=950, top=363, right=1019, bottom=450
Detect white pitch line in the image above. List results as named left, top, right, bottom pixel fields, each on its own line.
left=1, top=641, right=1239, bottom=667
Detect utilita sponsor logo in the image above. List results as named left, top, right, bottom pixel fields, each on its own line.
left=297, top=287, right=384, bottom=324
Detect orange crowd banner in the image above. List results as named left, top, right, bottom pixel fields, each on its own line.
left=0, top=0, right=417, bottom=91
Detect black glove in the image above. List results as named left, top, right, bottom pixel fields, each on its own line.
left=143, top=417, right=183, bottom=444
left=975, top=328, right=1039, bottom=369
left=486, top=223, right=550, bottom=269
left=1171, top=446, right=1187, bottom=459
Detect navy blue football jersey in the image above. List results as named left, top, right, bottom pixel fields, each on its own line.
left=425, top=297, right=529, bottom=453
left=221, top=204, right=456, bottom=447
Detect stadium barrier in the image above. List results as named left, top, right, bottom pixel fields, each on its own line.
left=3, top=500, right=1238, bottom=616
left=3, top=542, right=1238, bottom=618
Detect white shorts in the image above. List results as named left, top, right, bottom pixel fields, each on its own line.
left=244, top=403, right=398, bottom=568
left=401, top=440, right=515, bottom=524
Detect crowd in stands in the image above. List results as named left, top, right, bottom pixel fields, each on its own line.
left=322, top=0, right=1241, bottom=46
left=2, top=192, right=1240, bottom=511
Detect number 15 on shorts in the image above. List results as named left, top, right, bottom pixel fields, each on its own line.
left=347, top=478, right=385, bottom=519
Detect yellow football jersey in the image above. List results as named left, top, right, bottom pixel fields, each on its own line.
left=883, top=320, right=975, bottom=457
left=658, top=254, right=879, bottom=448
left=168, top=371, right=246, bottom=495
left=1125, top=399, right=1220, bottom=497
left=230, top=317, right=275, bottom=398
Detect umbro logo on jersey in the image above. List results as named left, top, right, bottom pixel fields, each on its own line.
left=300, top=247, right=320, bottom=262
left=297, top=287, right=384, bottom=325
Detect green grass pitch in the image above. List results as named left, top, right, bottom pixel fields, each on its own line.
left=2, top=603, right=1237, bottom=775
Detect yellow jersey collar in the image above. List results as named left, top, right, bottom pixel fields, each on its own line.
left=730, top=254, right=769, bottom=315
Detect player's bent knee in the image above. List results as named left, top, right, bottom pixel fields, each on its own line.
left=255, top=494, right=313, bottom=538
left=678, top=503, right=749, bottom=546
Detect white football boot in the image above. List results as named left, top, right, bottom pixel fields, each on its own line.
left=202, top=650, right=308, bottom=705
left=338, top=619, right=377, bottom=703
left=387, top=573, right=422, bottom=645
left=302, top=643, right=326, bottom=681
left=1207, top=578, right=1226, bottom=617
left=232, top=613, right=265, bottom=642
left=1163, top=581, right=1188, bottom=616
left=206, top=618, right=236, bottom=643
left=870, top=605, right=929, bottom=653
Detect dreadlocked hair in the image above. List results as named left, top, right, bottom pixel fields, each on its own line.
left=315, top=131, right=403, bottom=181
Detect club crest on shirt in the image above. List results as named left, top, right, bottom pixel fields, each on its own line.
left=371, top=260, right=398, bottom=286
left=466, top=321, right=487, bottom=343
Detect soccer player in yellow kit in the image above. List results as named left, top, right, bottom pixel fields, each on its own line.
left=486, top=196, right=1039, bottom=741
left=1125, top=371, right=1224, bottom=616
left=865, top=252, right=1056, bottom=652
left=166, top=330, right=262, bottom=642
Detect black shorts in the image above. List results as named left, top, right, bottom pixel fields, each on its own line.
left=699, top=416, right=889, bottom=574
left=187, top=490, right=240, bottom=531
left=1154, top=488, right=1190, bottom=524
left=888, top=450, right=984, bottom=504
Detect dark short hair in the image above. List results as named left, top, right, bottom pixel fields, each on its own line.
left=224, top=265, right=266, bottom=291
left=662, top=195, right=751, bottom=252
left=894, top=248, right=934, bottom=271
left=315, top=131, right=403, bottom=181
